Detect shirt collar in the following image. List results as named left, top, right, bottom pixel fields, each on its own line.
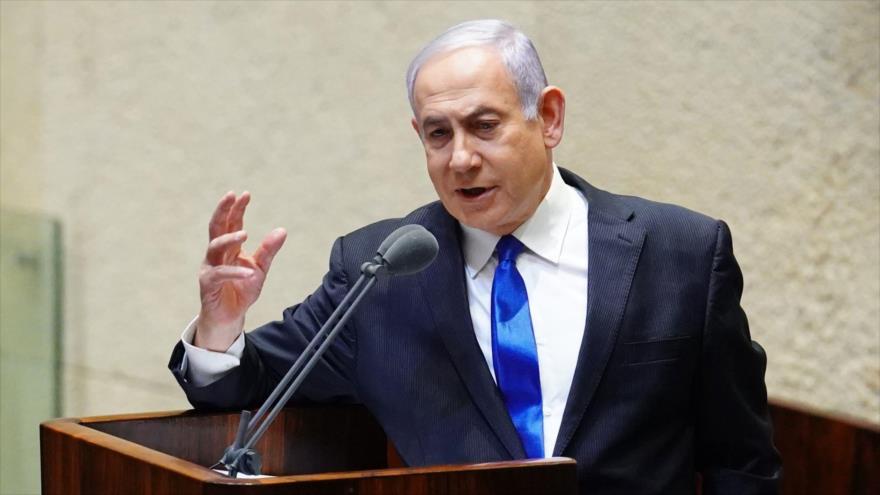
left=461, top=164, right=575, bottom=278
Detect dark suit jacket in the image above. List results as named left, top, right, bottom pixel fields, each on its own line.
left=170, top=168, right=781, bottom=494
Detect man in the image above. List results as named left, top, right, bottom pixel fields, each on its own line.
left=170, top=19, right=781, bottom=494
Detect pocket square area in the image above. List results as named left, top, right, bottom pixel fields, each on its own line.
left=623, top=336, right=692, bottom=365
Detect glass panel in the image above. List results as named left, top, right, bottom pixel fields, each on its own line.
left=0, top=209, right=61, bottom=495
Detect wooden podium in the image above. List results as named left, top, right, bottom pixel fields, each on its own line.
left=40, top=405, right=577, bottom=494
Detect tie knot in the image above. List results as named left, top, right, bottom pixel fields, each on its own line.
left=496, top=235, right=525, bottom=262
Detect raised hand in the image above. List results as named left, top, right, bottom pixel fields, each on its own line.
left=195, top=191, right=287, bottom=351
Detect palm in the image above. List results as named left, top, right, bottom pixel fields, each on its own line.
left=205, top=255, right=264, bottom=323
left=197, top=192, right=286, bottom=349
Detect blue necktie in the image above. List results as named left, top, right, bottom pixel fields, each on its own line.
left=491, top=235, right=544, bottom=458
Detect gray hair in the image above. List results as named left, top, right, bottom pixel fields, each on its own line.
left=406, top=19, right=548, bottom=120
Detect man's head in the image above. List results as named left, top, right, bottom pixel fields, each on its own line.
left=407, top=20, right=566, bottom=236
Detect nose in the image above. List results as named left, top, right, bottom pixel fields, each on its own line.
left=449, top=133, right=481, bottom=172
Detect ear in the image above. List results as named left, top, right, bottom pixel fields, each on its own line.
left=411, top=117, right=424, bottom=142
left=539, top=86, right=565, bottom=148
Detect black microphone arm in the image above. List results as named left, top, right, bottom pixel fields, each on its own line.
left=218, top=224, right=438, bottom=478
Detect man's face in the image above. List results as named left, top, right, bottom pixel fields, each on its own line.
left=411, top=47, right=554, bottom=236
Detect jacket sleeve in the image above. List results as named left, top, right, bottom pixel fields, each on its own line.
left=696, top=221, right=782, bottom=494
left=168, top=236, right=359, bottom=410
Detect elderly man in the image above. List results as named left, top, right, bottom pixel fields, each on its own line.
left=170, top=19, right=781, bottom=494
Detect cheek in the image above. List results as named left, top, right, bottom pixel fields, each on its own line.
left=426, top=147, right=454, bottom=173
left=424, top=155, right=449, bottom=194
left=425, top=155, right=443, bottom=179
left=482, top=129, right=531, bottom=168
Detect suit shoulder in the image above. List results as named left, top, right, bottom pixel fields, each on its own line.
left=619, top=194, right=718, bottom=231
left=336, top=201, right=445, bottom=260
left=610, top=193, right=725, bottom=255
left=343, top=201, right=443, bottom=239
left=561, top=167, right=723, bottom=242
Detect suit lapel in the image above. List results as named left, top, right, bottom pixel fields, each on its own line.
left=416, top=204, right=525, bottom=459
left=553, top=170, right=646, bottom=456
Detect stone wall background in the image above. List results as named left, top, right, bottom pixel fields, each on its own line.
left=2, top=1, right=878, bottom=424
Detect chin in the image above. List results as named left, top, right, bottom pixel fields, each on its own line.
left=456, top=214, right=489, bottom=231
left=447, top=203, right=506, bottom=234
left=464, top=218, right=507, bottom=235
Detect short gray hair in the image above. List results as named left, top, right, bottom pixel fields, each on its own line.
left=406, top=19, right=549, bottom=120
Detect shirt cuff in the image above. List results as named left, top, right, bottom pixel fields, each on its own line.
left=180, top=316, right=246, bottom=387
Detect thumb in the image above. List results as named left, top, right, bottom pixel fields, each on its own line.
left=254, top=228, right=287, bottom=273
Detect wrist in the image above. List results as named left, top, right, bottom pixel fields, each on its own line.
left=194, top=313, right=245, bottom=352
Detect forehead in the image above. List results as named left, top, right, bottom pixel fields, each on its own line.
left=412, top=46, right=520, bottom=120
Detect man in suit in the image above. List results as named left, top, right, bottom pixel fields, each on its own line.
left=170, top=19, right=781, bottom=494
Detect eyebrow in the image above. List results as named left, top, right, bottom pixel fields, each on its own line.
left=421, top=116, right=447, bottom=129
left=466, top=106, right=502, bottom=120
left=420, top=106, right=502, bottom=129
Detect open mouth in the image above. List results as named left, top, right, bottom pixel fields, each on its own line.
left=458, top=186, right=495, bottom=199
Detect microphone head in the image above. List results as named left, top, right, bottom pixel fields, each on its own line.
left=380, top=225, right=439, bottom=276
left=376, top=224, right=423, bottom=258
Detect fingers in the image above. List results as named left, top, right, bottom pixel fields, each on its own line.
left=226, top=191, right=251, bottom=234
left=208, top=192, right=236, bottom=240
left=200, top=265, right=255, bottom=287
left=207, top=191, right=250, bottom=241
left=205, top=230, right=248, bottom=266
left=253, top=228, right=287, bottom=273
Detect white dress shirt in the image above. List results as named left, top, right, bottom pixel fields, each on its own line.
left=460, top=165, right=589, bottom=456
left=181, top=164, right=590, bottom=457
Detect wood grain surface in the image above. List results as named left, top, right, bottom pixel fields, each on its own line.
left=40, top=405, right=577, bottom=494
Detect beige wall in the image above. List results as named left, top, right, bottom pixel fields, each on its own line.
left=2, top=1, right=878, bottom=424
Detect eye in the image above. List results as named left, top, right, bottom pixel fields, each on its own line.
left=428, top=128, right=449, bottom=139
left=475, top=121, right=498, bottom=132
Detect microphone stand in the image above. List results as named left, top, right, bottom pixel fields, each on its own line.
left=218, top=258, right=385, bottom=478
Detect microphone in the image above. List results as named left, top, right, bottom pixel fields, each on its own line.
left=220, top=224, right=438, bottom=478
left=375, top=224, right=422, bottom=258
left=380, top=226, right=439, bottom=276
left=363, top=224, right=438, bottom=277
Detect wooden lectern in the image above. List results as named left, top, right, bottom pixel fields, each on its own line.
left=40, top=405, right=577, bottom=494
